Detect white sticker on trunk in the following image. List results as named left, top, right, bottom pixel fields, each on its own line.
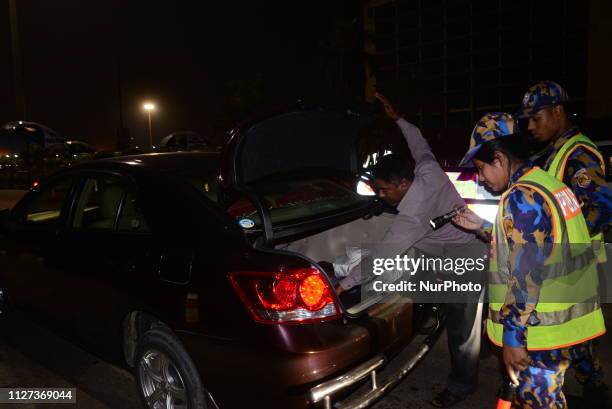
left=239, top=218, right=255, bottom=229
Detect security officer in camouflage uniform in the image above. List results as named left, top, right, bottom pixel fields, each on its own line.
left=454, top=112, right=606, bottom=408
left=517, top=81, right=611, bottom=407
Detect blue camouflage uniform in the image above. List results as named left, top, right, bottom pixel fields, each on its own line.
left=519, top=81, right=610, bottom=398
left=461, top=112, right=605, bottom=408
left=519, top=81, right=611, bottom=237
left=493, top=163, right=602, bottom=408
left=535, top=126, right=612, bottom=237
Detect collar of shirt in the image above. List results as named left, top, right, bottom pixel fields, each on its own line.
left=541, top=127, right=580, bottom=170
left=508, top=162, right=534, bottom=187
left=551, top=126, right=580, bottom=151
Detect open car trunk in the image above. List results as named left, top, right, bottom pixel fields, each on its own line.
left=217, top=109, right=436, bottom=388
left=220, top=109, right=381, bottom=245
left=276, top=212, right=395, bottom=312
left=221, top=108, right=419, bottom=315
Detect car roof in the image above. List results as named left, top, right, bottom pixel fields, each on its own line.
left=67, top=151, right=221, bottom=175
left=52, top=150, right=220, bottom=179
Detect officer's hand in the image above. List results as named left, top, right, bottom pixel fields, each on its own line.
left=335, top=283, right=345, bottom=296
left=502, top=345, right=530, bottom=385
left=451, top=206, right=483, bottom=231
left=375, top=92, right=400, bottom=121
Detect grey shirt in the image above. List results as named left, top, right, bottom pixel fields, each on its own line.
left=339, top=118, right=475, bottom=290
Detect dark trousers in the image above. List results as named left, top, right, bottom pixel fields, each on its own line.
left=433, top=240, right=486, bottom=395
left=444, top=295, right=484, bottom=395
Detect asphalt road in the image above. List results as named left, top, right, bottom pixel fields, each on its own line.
left=0, top=306, right=610, bottom=409
left=370, top=304, right=612, bottom=409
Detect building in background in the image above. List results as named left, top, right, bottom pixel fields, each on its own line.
left=363, top=0, right=609, bottom=165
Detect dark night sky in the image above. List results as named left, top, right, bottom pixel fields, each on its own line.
left=1, top=1, right=362, bottom=150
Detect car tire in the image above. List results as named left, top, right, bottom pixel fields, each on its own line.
left=135, top=327, right=208, bottom=409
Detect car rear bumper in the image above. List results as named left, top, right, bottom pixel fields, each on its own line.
left=309, top=306, right=444, bottom=409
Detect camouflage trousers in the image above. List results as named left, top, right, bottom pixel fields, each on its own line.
left=571, top=341, right=604, bottom=386
left=514, top=342, right=601, bottom=408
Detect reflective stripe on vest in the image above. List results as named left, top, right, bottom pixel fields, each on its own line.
left=547, top=133, right=607, bottom=263
left=489, top=298, right=600, bottom=326
left=486, top=308, right=606, bottom=351
left=487, top=167, right=606, bottom=350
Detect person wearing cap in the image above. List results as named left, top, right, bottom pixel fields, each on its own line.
left=518, top=80, right=611, bottom=406
left=518, top=80, right=611, bottom=249
left=453, top=112, right=606, bottom=408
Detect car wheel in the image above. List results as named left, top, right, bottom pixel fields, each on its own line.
left=135, top=327, right=207, bottom=409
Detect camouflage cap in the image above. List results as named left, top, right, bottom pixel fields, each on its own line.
left=517, top=80, right=569, bottom=118
left=459, top=112, right=517, bottom=167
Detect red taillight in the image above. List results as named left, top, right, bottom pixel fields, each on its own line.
left=228, top=267, right=341, bottom=324
left=299, top=274, right=328, bottom=310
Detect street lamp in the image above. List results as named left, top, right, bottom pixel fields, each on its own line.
left=143, top=102, right=156, bottom=150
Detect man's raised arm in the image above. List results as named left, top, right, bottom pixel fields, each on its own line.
left=376, top=92, right=436, bottom=165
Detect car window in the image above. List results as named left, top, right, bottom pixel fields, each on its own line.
left=21, top=177, right=74, bottom=227
left=117, top=191, right=151, bottom=233
left=169, top=164, right=221, bottom=204
left=72, top=175, right=151, bottom=233
left=185, top=174, right=219, bottom=203
left=73, top=176, right=125, bottom=230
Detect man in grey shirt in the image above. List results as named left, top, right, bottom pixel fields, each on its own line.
left=336, top=93, right=485, bottom=407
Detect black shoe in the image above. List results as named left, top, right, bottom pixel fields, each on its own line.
left=430, top=388, right=470, bottom=408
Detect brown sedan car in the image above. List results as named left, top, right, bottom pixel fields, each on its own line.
left=0, top=109, right=443, bottom=409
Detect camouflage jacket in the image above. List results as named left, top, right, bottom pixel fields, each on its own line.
left=536, top=127, right=612, bottom=237
left=486, top=164, right=554, bottom=348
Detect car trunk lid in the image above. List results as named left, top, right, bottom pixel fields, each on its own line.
left=220, top=109, right=381, bottom=245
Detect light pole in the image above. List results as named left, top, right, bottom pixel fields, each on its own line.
left=142, top=102, right=155, bottom=150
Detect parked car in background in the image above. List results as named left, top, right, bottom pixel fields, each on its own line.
left=445, top=168, right=499, bottom=223
left=1, top=121, right=66, bottom=149
left=0, top=110, right=443, bottom=409
left=156, top=131, right=212, bottom=152
left=356, top=164, right=499, bottom=224
left=0, top=122, right=72, bottom=188
left=66, top=140, right=96, bottom=163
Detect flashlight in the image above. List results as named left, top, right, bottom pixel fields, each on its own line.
left=429, top=206, right=466, bottom=230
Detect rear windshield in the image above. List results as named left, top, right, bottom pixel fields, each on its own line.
left=226, top=177, right=370, bottom=227
left=169, top=162, right=222, bottom=204
left=167, top=156, right=371, bottom=228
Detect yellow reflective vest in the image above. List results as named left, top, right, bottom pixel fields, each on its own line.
left=546, top=133, right=607, bottom=263
left=487, top=167, right=606, bottom=350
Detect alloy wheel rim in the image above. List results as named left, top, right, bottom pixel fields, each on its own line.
left=139, top=348, right=188, bottom=409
